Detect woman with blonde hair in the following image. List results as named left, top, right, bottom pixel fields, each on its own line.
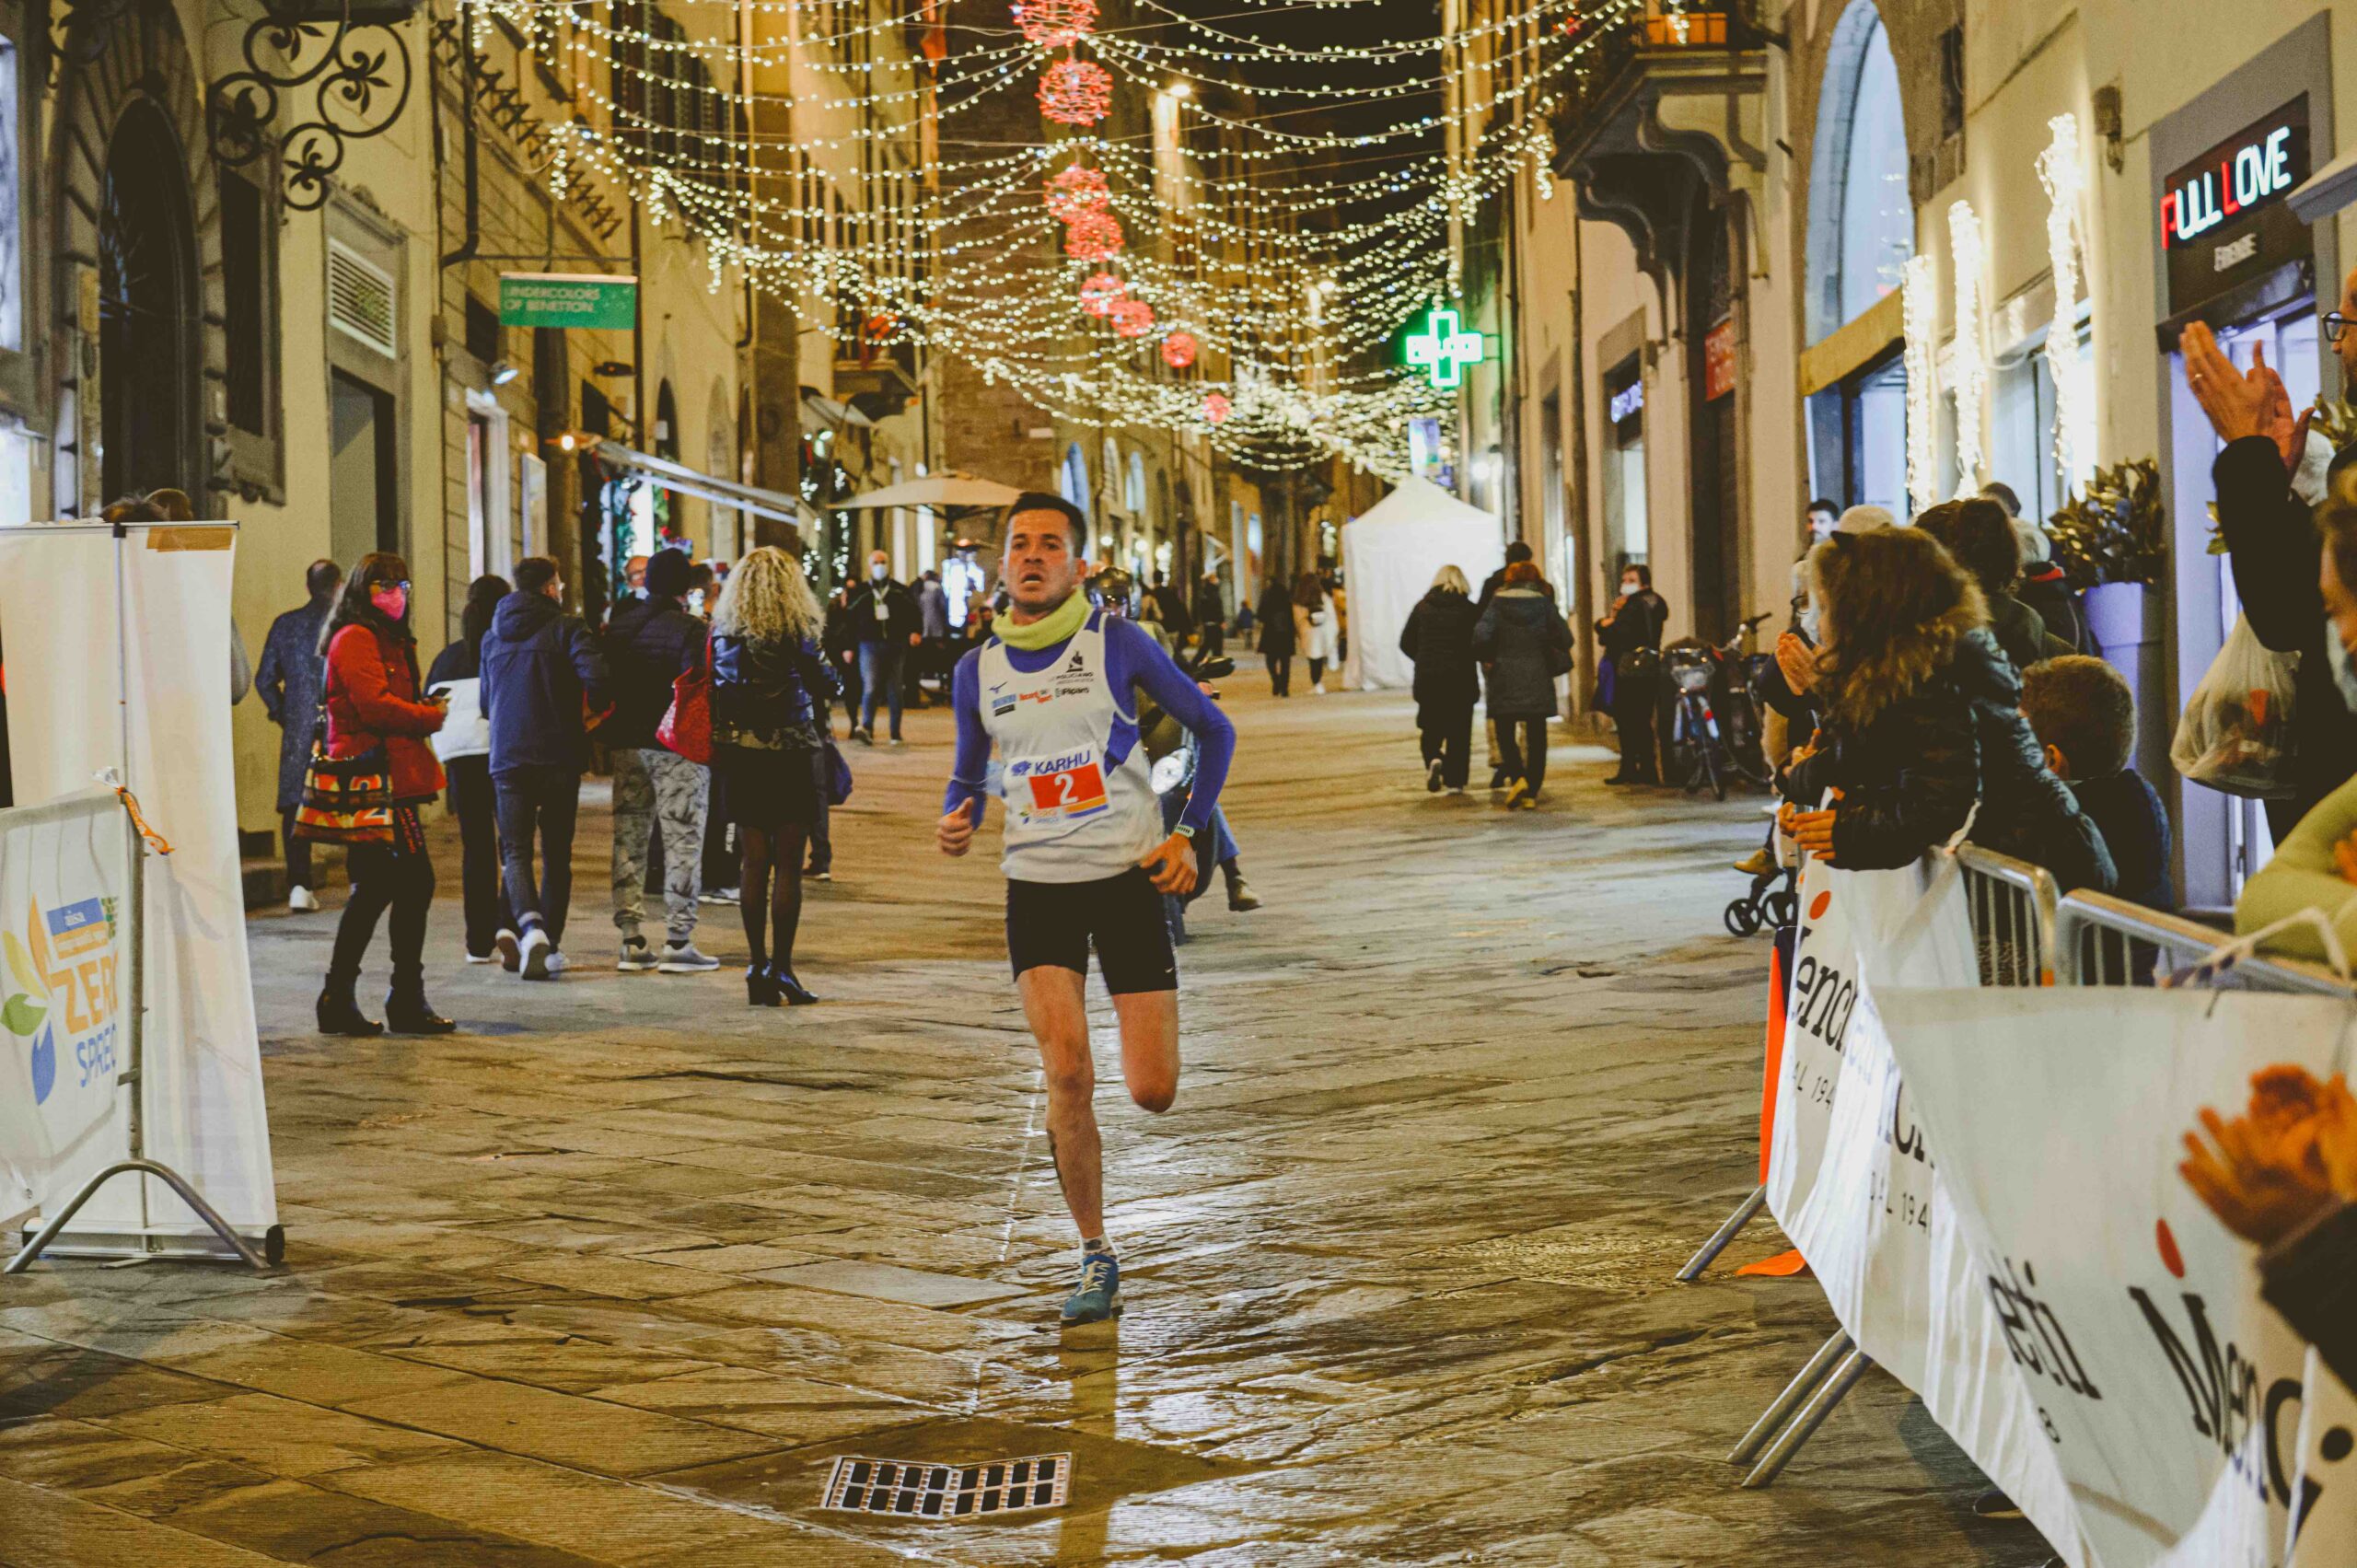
left=710, top=547, right=841, bottom=1005
left=1399, top=563, right=1480, bottom=792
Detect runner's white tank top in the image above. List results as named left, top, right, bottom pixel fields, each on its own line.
left=978, top=610, right=1162, bottom=883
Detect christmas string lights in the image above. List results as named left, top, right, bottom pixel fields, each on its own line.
left=1012, top=0, right=1097, bottom=50
left=2038, top=112, right=2097, bottom=499
left=1160, top=331, right=1198, bottom=369
left=1038, top=56, right=1113, bottom=125
left=1947, top=199, right=1990, bottom=498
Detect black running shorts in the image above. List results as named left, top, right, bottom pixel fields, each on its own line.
left=1005, top=867, right=1178, bottom=994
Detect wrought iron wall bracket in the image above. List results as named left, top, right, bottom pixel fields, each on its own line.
left=207, top=0, right=418, bottom=212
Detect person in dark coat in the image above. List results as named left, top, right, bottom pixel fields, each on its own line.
left=314, top=553, right=451, bottom=1037
left=822, top=585, right=863, bottom=734
left=1596, top=563, right=1669, bottom=784
left=711, top=546, right=841, bottom=1006
left=841, top=550, right=923, bottom=743
left=480, top=555, right=610, bottom=978
left=1399, top=565, right=1481, bottom=793
left=1150, top=572, right=1194, bottom=641
left=601, top=549, right=716, bottom=972
left=1472, top=561, right=1573, bottom=807
left=426, top=574, right=512, bottom=964
left=2007, top=516, right=2091, bottom=656
left=1915, top=496, right=2070, bottom=671
left=1255, top=577, right=1297, bottom=695
left=1192, top=573, right=1226, bottom=657
left=2021, top=656, right=2171, bottom=912
left=1780, top=528, right=2114, bottom=894
left=2181, top=302, right=2357, bottom=837
left=256, top=558, right=341, bottom=911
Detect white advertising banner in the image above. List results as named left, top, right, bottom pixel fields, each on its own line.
left=1879, top=986, right=2357, bottom=1568
left=1768, top=854, right=2074, bottom=1544
left=0, top=790, right=131, bottom=1236
left=0, top=523, right=277, bottom=1243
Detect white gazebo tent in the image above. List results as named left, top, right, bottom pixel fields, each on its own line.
left=1340, top=476, right=1505, bottom=691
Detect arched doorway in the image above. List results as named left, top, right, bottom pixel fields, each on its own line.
left=99, top=99, right=200, bottom=503
left=1804, top=2, right=1913, bottom=513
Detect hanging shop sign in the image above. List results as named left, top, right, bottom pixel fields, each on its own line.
left=2160, top=96, right=2312, bottom=320
left=1608, top=378, right=1643, bottom=424
left=1702, top=318, right=1737, bottom=401
left=499, top=273, right=639, bottom=331
left=1402, top=305, right=1485, bottom=390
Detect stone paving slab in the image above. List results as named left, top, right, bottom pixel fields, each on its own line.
left=0, top=668, right=2057, bottom=1564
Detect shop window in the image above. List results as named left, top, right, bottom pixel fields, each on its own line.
left=1991, top=350, right=2058, bottom=524
left=1602, top=357, right=1648, bottom=575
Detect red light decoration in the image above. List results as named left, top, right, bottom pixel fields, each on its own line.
left=1063, top=209, right=1123, bottom=262
left=1202, top=391, right=1232, bottom=425
left=1111, top=298, right=1155, bottom=338
left=1012, top=0, right=1097, bottom=49
left=1078, top=271, right=1126, bottom=317
left=1046, top=164, right=1111, bottom=223
left=1038, top=58, right=1113, bottom=126
left=1160, top=331, right=1198, bottom=369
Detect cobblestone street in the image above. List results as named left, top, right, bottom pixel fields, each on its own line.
left=1, top=672, right=2051, bottom=1565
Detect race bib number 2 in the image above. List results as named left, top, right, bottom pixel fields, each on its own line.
left=1025, top=761, right=1109, bottom=823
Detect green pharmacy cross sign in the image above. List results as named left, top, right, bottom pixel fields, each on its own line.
left=1404, top=305, right=1485, bottom=389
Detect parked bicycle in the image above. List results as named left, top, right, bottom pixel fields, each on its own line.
left=1664, top=612, right=1773, bottom=799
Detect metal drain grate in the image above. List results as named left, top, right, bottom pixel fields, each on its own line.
left=819, top=1452, right=1072, bottom=1518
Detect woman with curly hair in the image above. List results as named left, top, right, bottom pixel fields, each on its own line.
left=1777, top=526, right=2113, bottom=892
left=710, top=547, right=841, bottom=1005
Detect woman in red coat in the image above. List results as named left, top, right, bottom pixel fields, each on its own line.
left=317, top=553, right=453, bottom=1036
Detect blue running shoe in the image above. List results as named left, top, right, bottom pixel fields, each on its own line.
left=1060, top=1253, right=1121, bottom=1325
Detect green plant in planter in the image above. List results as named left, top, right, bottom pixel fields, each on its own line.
left=2046, top=459, right=2165, bottom=589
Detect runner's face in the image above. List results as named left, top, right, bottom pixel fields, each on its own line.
left=1003, top=511, right=1086, bottom=614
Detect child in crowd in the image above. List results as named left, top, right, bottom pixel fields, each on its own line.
left=2020, top=656, right=2173, bottom=912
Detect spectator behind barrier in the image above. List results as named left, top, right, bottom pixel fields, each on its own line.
left=2021, top=656, right=2171, bottom=913
left=2237, top=498, right=2357, bottom=963
left=1914, top=496, right=2071, bottom=672
left=1779, top=528, right=2115, bottom=894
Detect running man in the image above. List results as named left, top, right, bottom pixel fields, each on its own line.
left=938, top=494, right=1237, bottom=1326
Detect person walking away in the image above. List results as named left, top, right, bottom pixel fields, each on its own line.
left=1292, top=573, right=1341, bottom=693
left=426, top=575, right=513, bottom=965
left=917, top=568, right=952, bottom=704
left=1596, top=563, right=1668, bottom=784
left=603, top=549, right=720, bottom=974
left=1476, top=541, right=1540, bottom=784
left=842, top=549, right=922, bottom=743
left=481, top=556, right=609, bottom=979
left=257, top=559, right=341, bottom=912
left=1150, top=572, right=1194, bottom=642
left=823, top=584, right=864, bottom=735
left=1192, top=573, right=1225, bottom=656
left=1474, top=561, right=1572, bottom=807
left=712, top=546, right=840, bottom=1005
left=1255, top=577, right=1297, bottom=695
left=314, top=554, right=454, bottom=1036
left=938, top=493, right=1236, bottom=1327
left=1399, top=564, right=1480, bottom=793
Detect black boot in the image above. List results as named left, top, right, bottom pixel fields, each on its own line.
left=317, top=974, right=383, bottom=1037
left=384, top=973, right=457, bottom=1035
left=747, top=964, right=783, bottom=1006
left=769, top=962, right=819, bottom=1005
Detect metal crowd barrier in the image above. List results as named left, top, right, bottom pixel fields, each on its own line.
left=1715, top=841, right=2357, bottom=1491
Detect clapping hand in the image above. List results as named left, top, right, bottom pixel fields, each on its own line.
left=2180, top=323, right=2312, bottom=471
left=2181, top=1071, right=2357, bottom=1248
left=1775, top=631, right=1817, bottom=694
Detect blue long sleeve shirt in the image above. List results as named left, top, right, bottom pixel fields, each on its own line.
left=944, top=614, right=1235, bottom=837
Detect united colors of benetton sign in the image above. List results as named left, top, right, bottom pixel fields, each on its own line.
left=498, top=273, right=638, bottom=331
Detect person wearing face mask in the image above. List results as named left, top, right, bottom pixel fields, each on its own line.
left=841, top=549, right=923, bottom=744
left=314, top=555, right=453, bottom=1036
left=1596, top=563, right=1668, bottom=785
left=2238, top=500, right=2357, bottom=958
left=2182, top=280, right=2357, bottom=837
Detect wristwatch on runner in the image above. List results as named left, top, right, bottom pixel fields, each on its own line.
left=1172, top=824, right=1196, bottom=840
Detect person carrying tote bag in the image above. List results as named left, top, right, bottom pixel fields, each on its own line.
left=311, top=553, right=453, bottom=1038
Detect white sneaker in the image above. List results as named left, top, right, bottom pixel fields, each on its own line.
left=1312, top=683, right=1327, bottom=695
left=617, top=937, right=658, bottom=972
left=701, top=886, right=741, bottom=905
left=658, top=942, right=722, bottom=973
left=493, top=929, right=521, bottom=971
left=464, top=949, right=498, bottom=965
left=544, top=950, right=569, bottom=975
left=518, top=925, right=551, bottom=980
left=287, top=885, right=319, bottom=912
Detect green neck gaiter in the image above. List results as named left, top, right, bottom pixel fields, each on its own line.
left=995, top=591, right=1090, bottom=652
